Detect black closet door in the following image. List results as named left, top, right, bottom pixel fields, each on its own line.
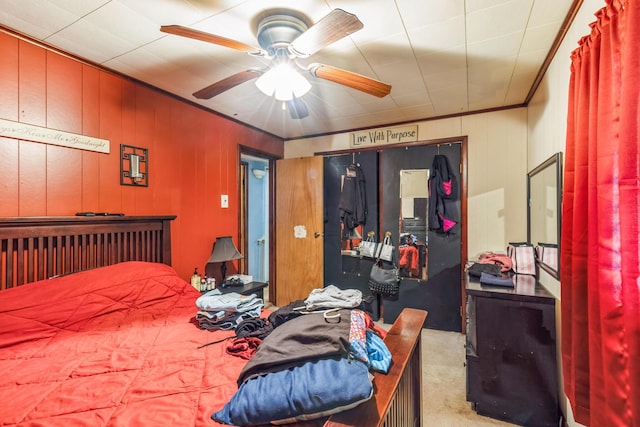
left=380, top=143, right=462, bottom=331
left=323, top=152, right=380, bottom=320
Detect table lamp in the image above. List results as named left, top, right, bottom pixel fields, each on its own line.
left=207, top=236, right=243, bottom=283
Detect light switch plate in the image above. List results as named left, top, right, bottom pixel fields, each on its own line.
left=221, top=194, right=229, bottom=208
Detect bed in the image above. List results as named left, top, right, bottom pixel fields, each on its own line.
left=0, top=215, right=427, bottom=427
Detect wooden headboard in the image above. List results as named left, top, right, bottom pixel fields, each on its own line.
left=0, top=215, right=176, bottom=290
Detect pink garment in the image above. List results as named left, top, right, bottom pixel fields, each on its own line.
left=477, top=252, right=513, bottom=272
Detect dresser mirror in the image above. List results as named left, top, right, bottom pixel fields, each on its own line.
left=527, top=152, right=563, bottom=279
left=398, top=169, right=429, bottom=280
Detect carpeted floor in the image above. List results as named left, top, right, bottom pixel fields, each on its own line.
left=421, top=328, right=519, bottom=426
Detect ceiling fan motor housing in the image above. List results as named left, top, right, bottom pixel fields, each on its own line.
left=256, top=13, right=308, bottom=55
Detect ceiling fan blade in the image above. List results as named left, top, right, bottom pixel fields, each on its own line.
left=288, top=9, right=363, bottom=57
left=308, top=63, right=391, bottom=98
left=160, top=25, right=266, bottom=56
left=193, top=69, right=263, bottom=99
left=287, top=98, right=309, bottom=119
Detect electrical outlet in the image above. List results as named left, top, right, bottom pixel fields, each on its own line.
left=221, top=194, right=229, bottom=208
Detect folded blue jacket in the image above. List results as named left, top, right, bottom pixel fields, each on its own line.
left=479, top=272, right=514, bottom=287
left=367, top=330, right=391, bottom=373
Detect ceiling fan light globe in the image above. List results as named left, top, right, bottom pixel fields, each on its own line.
left=255, top=65, right=310, bottom=101
left=274, top=85, right=293, bottom=101
left=291, top=73, right=311, bottom=97
left=255, top=71, right=276, bottom=96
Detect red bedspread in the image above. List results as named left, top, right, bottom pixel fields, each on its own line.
left=0, top=262, right=249, bottom=426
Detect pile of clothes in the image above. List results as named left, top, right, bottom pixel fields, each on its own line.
left=196, top=285, right=388, bottom=367
left=211, top=285, right=393, bottom=426
left=195, top=290, right=263, bottom=331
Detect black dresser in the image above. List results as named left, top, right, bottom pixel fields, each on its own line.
left=465, top=275, right=560, bottom=426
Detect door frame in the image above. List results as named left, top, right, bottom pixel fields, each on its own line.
left=239, top=161, right=249, bottom=275
left=238, top=145, right=280, bottom=303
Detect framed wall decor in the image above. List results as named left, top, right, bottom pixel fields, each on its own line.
left=120, top=144, right=148, bottom=187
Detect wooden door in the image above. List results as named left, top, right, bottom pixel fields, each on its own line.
left=275, top=156, right=324, bottom=306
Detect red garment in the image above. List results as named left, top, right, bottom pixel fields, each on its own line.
left=226, top=337, right=262, bottom=360
left=399, top=245, right=419, bottom=276
left=362, top=311, right=387, bottom=339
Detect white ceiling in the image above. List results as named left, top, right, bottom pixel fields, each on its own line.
left=0, top=0, right=577, bottom=140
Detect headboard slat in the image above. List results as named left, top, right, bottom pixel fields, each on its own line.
left=17, top=238, right=24, bottom=286
left=47, top=237, right=54, bottom=279
left=0, top=216, right=176, bottom=290
left=56, top=237, right=63, bottom=277
left=37, top=237, right=45, bottom=282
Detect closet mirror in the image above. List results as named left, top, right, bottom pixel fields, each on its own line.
left=527, top=152, right=563, bottom=279
left=398, top=169, right=429, bottom=280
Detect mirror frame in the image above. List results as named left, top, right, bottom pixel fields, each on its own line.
left=527, top=152, right=563, bottom=279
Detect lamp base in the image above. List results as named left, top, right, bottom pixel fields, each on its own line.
left=220, top=261, right=227, bottom=285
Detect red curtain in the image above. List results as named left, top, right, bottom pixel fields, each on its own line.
left=561, top=0, right=639, bottom=425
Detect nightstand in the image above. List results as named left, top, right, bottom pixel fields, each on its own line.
left=218, top=281, right=268, bottom=300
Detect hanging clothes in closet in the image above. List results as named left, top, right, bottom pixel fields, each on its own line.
left=338, top=163, right=367, bottom=238
left=429, top=154, right=457, bottom=233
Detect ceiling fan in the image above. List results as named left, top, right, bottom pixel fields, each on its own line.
left=160, top=8, right=392, bottom=119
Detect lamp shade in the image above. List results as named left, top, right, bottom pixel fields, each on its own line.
left=207, top=236, right=243, bottom=263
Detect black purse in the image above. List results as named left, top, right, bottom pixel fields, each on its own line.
left=368, top=233, right=400, bottom=296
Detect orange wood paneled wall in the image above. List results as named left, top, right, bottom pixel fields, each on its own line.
left=0, top=32, right=284, bottom=281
